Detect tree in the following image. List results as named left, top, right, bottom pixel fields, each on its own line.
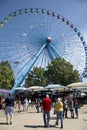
left=0, top=61, right=15, bottom=89
left=45, top=58, right=80, bottom=86
left=25, top=58, right=81, bottom=87
left=26, top=67, right=48, bottom=87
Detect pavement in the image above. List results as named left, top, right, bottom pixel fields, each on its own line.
left=0, top=104, right=87, bottom=130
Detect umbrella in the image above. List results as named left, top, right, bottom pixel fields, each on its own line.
left=26, top=86, right=43, bottom=91
left=12, top=87, right=27, bottom=90
left=45, top=84, right=65, bottom=90
left=67, top=82, right=87, bottom=89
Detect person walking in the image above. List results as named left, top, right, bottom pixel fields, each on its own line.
left=62, top=96, right=68, bottom=118
left=0, top=96, right=2, bottom=110
left=17, top=98, right=22, bottom=112
left=23, top=98, right=29, bottom=111
left=68, top=96, right=74, bottom=118
left=54, top=97, right=64, bottom=128
left=4, top=93, right=15, bottom=125
left=74, top=98, right=79, bottom=118
left=42, top=94, right=52, bottom=127
left=35, top=98, right=41, bottom=113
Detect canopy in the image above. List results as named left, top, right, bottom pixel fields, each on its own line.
left=67, top=82, right=87, bottom=89
left=0, top=89, right=10, bottom=93
left=45, top=84, right=66, bottom=91
left=12, top=87, right=27, bottom=90
left=26, top=86, right=43, bottom=91
left=66, top=82, right=87, bottom=93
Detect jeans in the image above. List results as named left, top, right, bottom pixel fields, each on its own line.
left=43, top=110, right=50, bottom=127
left=70, top=108, right=74, bottom=118
left=56, top=111, right=63, bottom=127
left=63, top=107, right=68, bottom=118
left=75, top=104, right=78, bottom=117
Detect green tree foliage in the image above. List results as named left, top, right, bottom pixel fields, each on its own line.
left=0, top=61, right=15, bottom=89
left=45, top=58, right=81, bottom=86
left=26, top=67, right=48, bottom=87
left=26, top=58, right=80, bottom=87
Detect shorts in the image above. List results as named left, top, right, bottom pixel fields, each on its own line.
left=5, top=106, right=14, bottom=115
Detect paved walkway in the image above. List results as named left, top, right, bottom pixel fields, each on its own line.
left=0, top=104, right=87, bottom=130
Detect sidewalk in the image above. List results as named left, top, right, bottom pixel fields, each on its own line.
left=0, top=104, right=87, bottom=130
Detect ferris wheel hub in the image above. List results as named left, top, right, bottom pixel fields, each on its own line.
left=47, top=37, right=51, bottom=43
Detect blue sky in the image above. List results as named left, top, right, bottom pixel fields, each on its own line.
left=0, top=0, right=87, bottom=42
left=0, top=0, right=87, bottom=83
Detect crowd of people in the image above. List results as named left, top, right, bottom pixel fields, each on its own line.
left=0, top=93, right=79, bottom=129
left=41, top=94, right=79, bottom=128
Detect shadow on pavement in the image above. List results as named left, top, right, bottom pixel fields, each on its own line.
left=24, top=125, right=45, bottom=128
left=0, top=122, right=6, bottom=125
left=24, top=125, right=56, bottom=128
left=84, top=119, right=87, bottom=121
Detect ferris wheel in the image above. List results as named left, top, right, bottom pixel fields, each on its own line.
left=0, top=8, right=87, bottom=89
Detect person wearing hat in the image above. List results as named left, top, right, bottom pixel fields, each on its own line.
left=54, top=97, right=63, bottom=128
